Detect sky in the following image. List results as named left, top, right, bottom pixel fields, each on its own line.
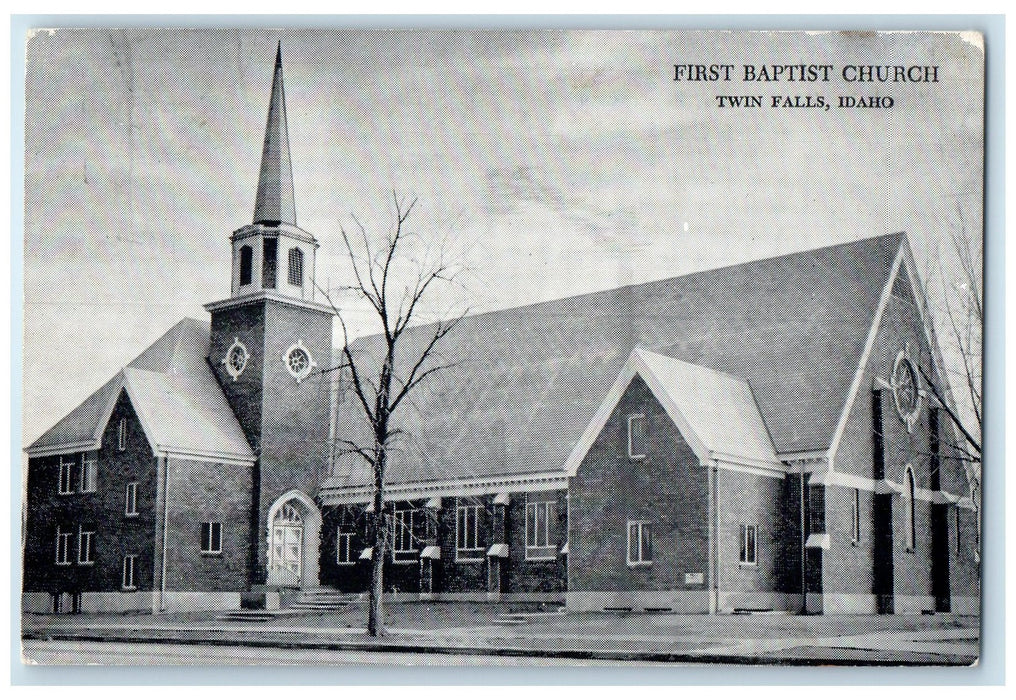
left=21, top=28, right=983, bottom=445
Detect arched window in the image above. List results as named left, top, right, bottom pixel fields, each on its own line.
left=905, top=465, right=917, bottom=550
left=239, top=245, right=253, bottom=286
left=288, top=247, right=304, bottom=287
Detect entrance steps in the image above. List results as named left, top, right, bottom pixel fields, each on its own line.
left=286, top=588, right=360, bottom=611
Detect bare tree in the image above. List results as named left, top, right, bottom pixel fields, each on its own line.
left=920, top=213, right=982, bottom=469
left=917, top=213, right=982, bottom=552
left=316, top=192, right=467, bottom=637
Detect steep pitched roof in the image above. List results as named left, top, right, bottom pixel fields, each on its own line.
left=253, top=41, right=296, bottom=227
left=324, top=233, right=904, bottom=491
left=563, top=349, right=779, bottom=474
left=27, top=318, right=253, bottom=462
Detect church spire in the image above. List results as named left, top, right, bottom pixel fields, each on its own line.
left=253, top=41, right=296, bottom=227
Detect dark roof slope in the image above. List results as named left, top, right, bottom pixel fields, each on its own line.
left=326, top=233, right=904, bottom=490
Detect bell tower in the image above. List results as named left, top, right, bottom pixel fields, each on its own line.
left=229, top=41, right=319, bottom=303
left=205, top=42, right=334, bottom=587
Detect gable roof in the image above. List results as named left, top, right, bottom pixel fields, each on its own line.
left=564, top=349, right=780, bottom=475
left=323, top=233, right=905, bottom=493
left=27, top=318, right=254, bottom=463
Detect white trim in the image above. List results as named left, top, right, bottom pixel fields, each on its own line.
left=712, top=458, right=786, bottom=479
left=77, top=527, right=95, bottom=565
left=827, top=244, right=904, bottom=470
left=27, top=440, right=101, bottom=458
left=626, top=520, right=652, bottom=566
left=55, top=526, right=72, bottom=565
left=283, top=339, right=317, bottom=383
left=122, top=554, right=137, bottom=590
left=161, top=449, right=256, bottom=466
left=125, top=482, right=139, bottom=517
left=336, top=530, right=355, bottom=565
left=203, top=288, right=333, bottom=315
left=564, top=349, right=782, bottom=478
left=117, top=417, right=127, bottom=451
left=806, top=470, right=974, bottom=509
left=57, top=456, right=75, bottom=495
left=79, top=454, right=97, bottom=493
left=851, top=487, right=861, bottom=544
left=627, top=413, right=647, bottom=459
left=320, top=472, right=567, bottom=506
left=739, top=523, right=758, bottom=564
left=200, top=522, right=223, bottom=555
left=455, top=502, right=483, bottom=560
left=222, top=338, right=250, bottom=381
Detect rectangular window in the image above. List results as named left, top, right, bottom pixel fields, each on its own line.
left=336, top=530, right=355, bottom=565
left=55, top=527, right=72, bottom=565
left=125, top=482, right=139, bottom=516
left=627, top=520, right=652, bottom=565
left=117, top=417, right=127, bottom=451
left=851, top=488, right=861, bottom=543
left=78, top=528, right=95, bottom=565
left=627, top=414, right=647, bottom=459
left=525, top=499, right=556, bottom=559
left=456, top=503, right=482, bottom=559
left=58, top=457, right=75, bottom=495
left=201, top=522, right=222, bottom=554
left=79, top=454, right=97, bottom=493
left=740, top=524, right=757, bottom=565
left=122, top=555, right=137, bottom=590
left=392, top=508, right=418, bottom=561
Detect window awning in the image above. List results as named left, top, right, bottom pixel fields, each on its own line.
left=805, top=534, right=830, bottom=550
left=420, top=545, right=441, bottom=560
left=560, top=541, right=569, bottom=555
left=487, top=543, right=510, bottom=558
left=425, top=497, right=443, bottom=509
left=359, top=547, right=373, bottom=560
left=493, top=493, right=511, bottom=506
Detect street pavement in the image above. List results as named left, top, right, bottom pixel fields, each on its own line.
left=20, top=605, right=979, bottom=666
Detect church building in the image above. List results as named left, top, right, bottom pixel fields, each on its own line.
left=23, top=46, right=979, bottom=617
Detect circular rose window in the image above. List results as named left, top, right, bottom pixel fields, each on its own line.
left=283, top=340, right=317, bottom=383
left=222, top=338, right=249, bottom=381
left=892, top=350, right=922, bottom=430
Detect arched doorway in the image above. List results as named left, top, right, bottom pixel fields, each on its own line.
left=266, top=490, right=321, bottom=588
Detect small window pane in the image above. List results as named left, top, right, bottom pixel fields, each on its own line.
left=288, top=248, right=304, bottom=287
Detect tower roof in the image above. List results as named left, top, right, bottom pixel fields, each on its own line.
left=253, top=41, right=297, bottom=227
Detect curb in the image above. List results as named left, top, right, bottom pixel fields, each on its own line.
left=21, top=628, right=975, bottom=667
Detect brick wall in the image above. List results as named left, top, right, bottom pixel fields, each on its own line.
left=210, top=297, right=333, bottom=582
left=568, top=375, right=709, bottom=594
left=160, top=456, right=252, bottom=592
left=716, top=469, right=784, bottom=595
left=24, top=391, right=157, bottom=597
left=830, top=264, right=978, bottom=602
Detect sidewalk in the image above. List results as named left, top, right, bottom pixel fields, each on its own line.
left=21, top=604, right=980, bottom=666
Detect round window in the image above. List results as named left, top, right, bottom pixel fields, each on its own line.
left=222, top=338, right=249, bottom=380
left=283, top=340, right=317, bottom=382
left=891, top=350, right=922, bottom=429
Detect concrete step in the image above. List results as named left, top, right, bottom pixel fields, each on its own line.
left=217, top=610, right=300, bottom=622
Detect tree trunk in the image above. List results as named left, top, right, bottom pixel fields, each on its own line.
left=367, top=440, right=386, bottom=637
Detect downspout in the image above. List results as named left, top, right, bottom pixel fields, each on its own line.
left=713, top=463, right=722, bottom=614
left=160, top=454, right=170, bottom=612
left=800, top=469, right=806, bottom=613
